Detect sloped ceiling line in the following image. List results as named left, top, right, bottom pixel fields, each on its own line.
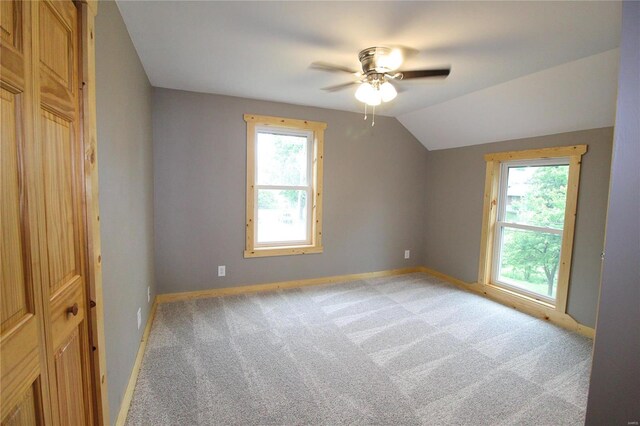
left=399, top=49, right=620, bottom=150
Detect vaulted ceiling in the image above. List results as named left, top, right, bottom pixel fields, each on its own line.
left=116, top=1, right=621, bottom=150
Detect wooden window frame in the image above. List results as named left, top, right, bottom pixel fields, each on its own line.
left=478, top=145, right=587, bottom=314
left=244, top=114, right=326, bottom=258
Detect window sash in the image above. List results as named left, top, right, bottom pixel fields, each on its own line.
left=253, top=127, right=314, bottom=247
left=491, top=158, right=570, bottom=304
left=255, top=184, right=310, bottom=191
left=255, top=127, right=313, bottom=187
left=491, top=222, right=561, bottom=304
left=495, top=221, right=563, bottom=235
left=496, top=158, right=569, bottom=226
left=254, top=187, right=313, bottom=247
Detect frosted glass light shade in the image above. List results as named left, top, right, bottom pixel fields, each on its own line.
left=379, top=82, right=397, bottom=102
left=355, top=83, right=381, bottom=106
left=355, top=83, right=372, bottom=103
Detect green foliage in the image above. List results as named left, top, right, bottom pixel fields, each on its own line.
left=501, top=230, right=562, bottom=295
left=260, top=134, right=306, bottom=186
left=257, top=134, right=308, bottom=216
left=516, top=165, right=569, bottom=229
left=501, top=165, right=568, bottom=296
left=258, top=190, right=306, bottom=212
left=280, top=190, right=306, bottom=208
left=271, top=136, right=306, bottom=216
left=258, top=190, right=277, bottom=209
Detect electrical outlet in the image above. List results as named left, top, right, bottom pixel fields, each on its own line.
left=404, top=250, right=410, bottom=259
left=137, top=307, right=142, bottom=330
left=147, top=286, right=150, bottom=303
left=218, top=265, right=226, bottom=277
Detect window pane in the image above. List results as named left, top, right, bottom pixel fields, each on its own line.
left=497, top=226, right=562, bottom=299
left=257, top=132, right=308, bottom=186
left=256, top=189, right=308, bottom=244
left=505, top=164, right=569, bottom=229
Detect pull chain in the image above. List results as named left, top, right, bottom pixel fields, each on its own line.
left=362, top=104, right=376, bottom=127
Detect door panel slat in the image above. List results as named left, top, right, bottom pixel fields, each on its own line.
left=40, top=72, right=74, bottom=118
left=1, top=384, right=38, bottom=426
left=0, top=315, right=40, bottom=417
left=1, top=87, right=30, bottom=334
left=0, top=0, right=21, bottom=50
left=54, top=328, right=86, bottom=425
left=50, top=275, right=84, bottom=350
left=39, top=1, right=71, bottom=88
left=41, top=109, right=77, bottom=294
left=0, top=44, right=25, bottom=90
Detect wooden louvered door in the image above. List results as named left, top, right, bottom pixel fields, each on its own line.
left=1, top=1, right=94, bottom=424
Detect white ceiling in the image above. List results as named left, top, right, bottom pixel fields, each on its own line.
left=399, top=49, right=620, bottom=150
left=116, top=1, right=622, bottom=149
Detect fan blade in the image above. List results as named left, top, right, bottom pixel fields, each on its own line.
left=311, top=61, right=359, bottom=74
left=321, top=81, right=359, bottom=92
left=398, top=68, right=451, bottom=80
left=391, top=45, right=419, bottom=61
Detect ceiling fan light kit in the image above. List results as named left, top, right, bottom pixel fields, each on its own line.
left=356, top=80, right=399, bottom=106
left=355, top=82, right=381, bottom=106
left=312, top=46, right=451, bottom=125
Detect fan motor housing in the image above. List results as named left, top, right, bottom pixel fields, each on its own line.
left=358, top=46, right=393, bottom=75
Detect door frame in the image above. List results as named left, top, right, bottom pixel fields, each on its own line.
left=77, top=1, right=109, bottom=424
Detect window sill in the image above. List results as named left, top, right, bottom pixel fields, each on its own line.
left=244, top=245, right=323, bottom=258
left=485, top=282, right=556, bottom=310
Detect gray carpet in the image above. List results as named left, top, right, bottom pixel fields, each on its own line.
left=126, top=273, right=592, bottom=425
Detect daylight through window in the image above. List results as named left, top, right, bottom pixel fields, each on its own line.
left=493, top=159, right=569, bottom=302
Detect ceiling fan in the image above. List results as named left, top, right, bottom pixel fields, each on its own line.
left=311, top=46, right=450, bottom=108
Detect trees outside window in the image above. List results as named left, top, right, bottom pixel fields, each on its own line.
left=497, top=164, right=569, bottom=299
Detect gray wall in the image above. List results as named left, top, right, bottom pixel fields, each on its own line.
left=96, top=1, right=155, bottom=423
left=586, top=1, right=640, bottom=423
left=423, top=128, right=613, bottom=327
left=152, top=88, right=427, bottom=294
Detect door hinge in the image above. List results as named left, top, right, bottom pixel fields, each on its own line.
left=90, top=300, right=96, bottom=308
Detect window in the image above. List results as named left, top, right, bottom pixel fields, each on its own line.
left=494, top=159, right=569, bottom=303
left=244, top=114, right=326, bottom=257
left=478, top=145, right=586, bottom=311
